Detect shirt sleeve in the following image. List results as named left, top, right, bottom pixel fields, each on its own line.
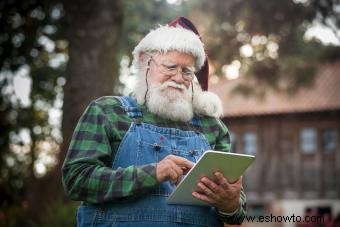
left=214, top=118, right=247, bottom=224
left=214, top=118, right=231, bottom=152
left=61, top=100, right=158, bottom=204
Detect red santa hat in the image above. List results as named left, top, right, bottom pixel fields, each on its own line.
left=132, top=16, right=209, bottom=90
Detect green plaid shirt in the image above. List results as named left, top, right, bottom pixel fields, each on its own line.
left=62, top=96, right=246, bottom=224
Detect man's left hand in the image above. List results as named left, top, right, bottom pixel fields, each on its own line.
left=192, top=172, right=242, bottom=213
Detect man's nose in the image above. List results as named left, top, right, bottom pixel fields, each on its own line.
left=171, top=70, right=185, bottom=83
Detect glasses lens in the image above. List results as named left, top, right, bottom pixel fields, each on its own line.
left=161, top=65, right=178, bottom=76
left=153, top=58, right=195, bottom=81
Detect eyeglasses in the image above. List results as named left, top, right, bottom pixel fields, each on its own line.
left=148, top=56, right=196, bottom=82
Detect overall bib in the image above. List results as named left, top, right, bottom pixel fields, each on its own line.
left=77, top=96, right=222, bottom=227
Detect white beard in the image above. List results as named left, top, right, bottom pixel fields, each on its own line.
left=146, top=81, right=194, bottom=122
left=132, top=71, right=223, bottom=122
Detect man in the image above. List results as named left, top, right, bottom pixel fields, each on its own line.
left=62, top=16, right=246, bottom=226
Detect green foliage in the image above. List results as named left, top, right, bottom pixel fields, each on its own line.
left=0, top=0, right=66, bottom=212
left=121, top=0, right=189, bottom=56
left=1, top=200, right=78, bottom=227
left=38, top=201, right=78, bottom=227
left=192, top=0, right=339, bottom=97
left=2, top=204, right=35, bottom=227
left=319, top=46, right=340, bottom=61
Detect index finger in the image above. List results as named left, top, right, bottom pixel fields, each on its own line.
left=169, top=155, right=194, bottom=169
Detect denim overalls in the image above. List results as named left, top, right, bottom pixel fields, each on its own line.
left=77, top=96, right=222, bottom=227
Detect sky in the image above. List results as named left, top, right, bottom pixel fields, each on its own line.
left=305, top=23, right=340, bottom=46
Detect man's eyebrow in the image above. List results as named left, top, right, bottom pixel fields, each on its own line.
left=185, top=65, right=195, bottom=71
left=161, top=59, right=176, bottom=65
left=162, top=62, right=177, bottom=67
left=160, top=59, right=195, bottom=69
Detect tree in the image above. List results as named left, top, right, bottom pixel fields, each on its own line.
left=188, top=0, right=340, bottom=95
left=59, top=0, right=124, bottom=177
left=0, top=1, right=66, bottom=223
left=0, top=1, right=184, bottom=224
left=31, top=0, right=127, bottom=221
left=312, top=0, right=340, bottom=42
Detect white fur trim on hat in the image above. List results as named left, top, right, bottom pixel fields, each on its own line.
left=132, top=25, right=206, bottom=69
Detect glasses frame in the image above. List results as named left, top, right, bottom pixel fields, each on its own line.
left=148, top=56, right=196, bottom=82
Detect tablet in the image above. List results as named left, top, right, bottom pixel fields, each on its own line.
left=166, top=150, right=255, bottom=206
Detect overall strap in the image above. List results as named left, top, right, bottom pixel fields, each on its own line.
left=191, top=114, right=202, bottom=127
left=115, top=96, right=143, bottom=119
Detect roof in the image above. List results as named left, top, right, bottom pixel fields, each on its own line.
left=209, top=61, right=340, bottom=117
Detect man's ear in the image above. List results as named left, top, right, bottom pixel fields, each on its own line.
left=139, top=52, right=149, bottom=68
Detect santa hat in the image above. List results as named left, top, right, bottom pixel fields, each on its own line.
left=132, top=16, right=209, bottom=90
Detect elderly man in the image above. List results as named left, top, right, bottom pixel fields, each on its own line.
left=62, top=16, right=246, bottom=226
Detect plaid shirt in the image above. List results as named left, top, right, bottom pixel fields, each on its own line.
left=62, top=96, right=246, bottom=224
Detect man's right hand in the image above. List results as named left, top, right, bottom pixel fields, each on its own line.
left=156, top=155, right=194, bottom=185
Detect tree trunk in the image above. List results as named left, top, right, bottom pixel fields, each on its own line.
left=27, top=0, right=124, bottom=215
left=62, top=0, right=123, bottom=144
left=60, top=0, right=124, bottom=190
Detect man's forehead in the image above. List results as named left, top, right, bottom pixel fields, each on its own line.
left=155, top=51, right=196, bottom=65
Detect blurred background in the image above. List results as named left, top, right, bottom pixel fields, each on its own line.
left=0, top=0, right=339, bottom=226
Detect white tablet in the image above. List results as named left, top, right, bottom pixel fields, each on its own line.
left=166, top=150, right=255, bottom=206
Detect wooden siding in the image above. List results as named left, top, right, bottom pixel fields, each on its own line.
left=223, top=110, right=340, bottom=203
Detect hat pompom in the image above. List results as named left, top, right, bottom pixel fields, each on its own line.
left=192, top=81, right=223, bottom=118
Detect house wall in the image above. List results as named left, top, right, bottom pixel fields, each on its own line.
left=222, top=110, right=340, bottom=225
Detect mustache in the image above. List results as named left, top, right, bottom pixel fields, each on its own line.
left=157, top=81, right=187, bottom=91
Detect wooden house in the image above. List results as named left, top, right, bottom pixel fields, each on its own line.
left=210, top=61, right=340, bottom=226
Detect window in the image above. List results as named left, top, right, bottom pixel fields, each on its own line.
left=300, top=128, right=317, bottom=154
left=322, top=129, right=337, bottom=153
left=243, top=132, right=257, bottom=155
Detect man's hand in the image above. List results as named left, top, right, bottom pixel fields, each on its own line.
left=192, top=172, right=242, bottom=213
left=156, top=155, right=194, bottom=185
